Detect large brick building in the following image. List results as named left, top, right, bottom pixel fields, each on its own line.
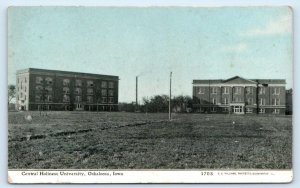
left=192, top=76, right=286, bottom=114
left=16, top=68, right=119, bottom=111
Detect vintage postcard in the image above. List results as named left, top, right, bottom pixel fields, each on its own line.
left=8, top=6, right=293, bottom=183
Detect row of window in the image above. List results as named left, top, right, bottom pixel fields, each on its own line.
left=17, top=77, right=27, bottom=83
left=35, top=95, right=52, bottom=102
left=199, top=107, right=280, bottom=114
left=16, top=93, right=26, bottom=101
left=197, top=87, right=281, bottom=95
left=202, top=98, right=280, bottom=105
left=63, top=87, right=114, bottom=96
left=36, top=77, right=53, bottom=85
left=35, top=76, right=115, bottom=88
left=35, top=86, right=114, bottom=96
left=62, top=95, right=114, bottom=103
left=35, top=94, right=114, bottom=103
left=19, top=86, right=27, bottom=92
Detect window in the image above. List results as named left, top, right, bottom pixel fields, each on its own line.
left=75, top=80, right=82, bottom=87
left=109, top=97, right=114, bottom=103
left=247, top=98, right=253, bottom=105
left=273, top=109, right=280, bottom=114
left=211, top=87, right=217, bottom=94
left=101, top=81, right=107, bottom=88
left=46, top=95, right=52, bottom=102
left=223, top=97, right=228, bottom=104
left=75, top=96, right=82, bottom=102
left=198, top=87, right=205, bottom=94
left=35, top=85, right=43, bottom=91
left=35, top=95, right=41, bottom=102
left=246, top=87, right=253, bottom=94
left=63, top=79, right=70, bottom=86
left=272, top=88, right=280, bottom=95
left=108, top=82, right=114, bottom=88
left=87, top=88, right=94, bottom=95
left=259, top=87, right=265, bottom=94
left=222, top=87, right=229, bottom=94
left=234, top=97, right=241, bottom=102
left=259, top=108, right=265, bottom=114
left=25, top=77, right=27, bottom=83
left=63, top=87, right=70, bottom=94
left=102, top=97, right=107, bottom=103
left=246, top=108, right=253, bottom=113
left=101, top=89, right=107, bottom=96
left=108, top=90, right=114, bottom=96
left=63, top=95, right=70, bottom=102
left=47, top=105, right=52, bottom=110
left=211, top=107, right=217, bottom=112
left=36, top=77, right=43, bottom=84
left=20, top=82, right=23, bottom=89
left=75, top=88, right=82, bottom=95
left=272, top=98, right=280, bottom=106
left=259, top=98, right=266, bottom=106
left=212, top=98, right=216, bottom=104
left=223, top=108, right=229, bottom=112
left=45, top=86, right=52, bottom=93
left=87, top=96, right=93, bottom=103
left=87, top=80, right=94, bottom=87
left=25, top=86, right=27, bottom=92
left=233, top=87, right=241, bottom=94
left=45, top=77, right=53, bottom=85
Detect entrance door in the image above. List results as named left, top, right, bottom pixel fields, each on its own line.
left=75, top=103, right=84, bottom=110
left=233, top=106, right=244, bottom=114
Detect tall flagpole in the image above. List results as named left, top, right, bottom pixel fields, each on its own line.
left=169, top=72, right=172, bottom=121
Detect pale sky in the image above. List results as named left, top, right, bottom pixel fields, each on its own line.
left=8, top=7, right=293, bottom=103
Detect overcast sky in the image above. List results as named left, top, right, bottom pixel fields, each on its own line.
left=8, top=7, right=293, bottom=102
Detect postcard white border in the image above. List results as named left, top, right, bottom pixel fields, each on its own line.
left=8, top=170, right=293, bottom=183
left=2, top=0, right=300, bottom=187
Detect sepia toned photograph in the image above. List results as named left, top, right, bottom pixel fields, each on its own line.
left=7, top=6, right=293, bottom=183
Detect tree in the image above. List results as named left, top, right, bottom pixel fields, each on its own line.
left=172, top=95, right=193, bottom=112
left=8, top=85, right=16, bottom=104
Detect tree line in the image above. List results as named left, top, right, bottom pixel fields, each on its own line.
left=119, top=95, right=193, bottom=113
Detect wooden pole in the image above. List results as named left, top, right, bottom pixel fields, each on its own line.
left=136, top=76, right=138, bottom=112
left=169, top=72, right=172, bottom=121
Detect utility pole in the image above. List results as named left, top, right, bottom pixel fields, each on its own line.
left=256, top=80, right=259, bottom=114
left=169, top=72, right=172, bottom=121
left=136, top=76, right=138, bottom=112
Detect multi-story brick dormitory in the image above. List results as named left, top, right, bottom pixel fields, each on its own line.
left=16, top=68, right=119, bottom=111
left=192, top=76, right=286, bottom=114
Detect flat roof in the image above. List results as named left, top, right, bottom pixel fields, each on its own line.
left=16, top=68, right=119, bottom=80
left=193, top=76, right=286, bottom=84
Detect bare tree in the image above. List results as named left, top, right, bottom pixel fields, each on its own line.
left=8, top=85, right=16, bottom=104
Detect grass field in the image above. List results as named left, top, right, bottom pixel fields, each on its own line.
left=8, top=111, right=292, bottom=169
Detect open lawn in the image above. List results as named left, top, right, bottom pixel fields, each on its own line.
left=8, top=111, right=292, bottom=169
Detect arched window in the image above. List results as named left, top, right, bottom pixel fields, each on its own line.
left=35, top=85, right=43, bottom=90
left=87, top=88, right=93, bottom=95
left=45, top=77, right=53, bottom=85
left=63, top=95, right=70, bottom=102
left=75, top=88, right=82, bottom=95
left=87, top=96, right=93, bottom=103
left=87, top=80, right=94, bottom=87
left=36, top=77, right=43, bottom=84
left=63, top=87, right=70, bottom=94
left=63, top=79, right=70, bottom=86
left=76, top=80, right=82, bottom=87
